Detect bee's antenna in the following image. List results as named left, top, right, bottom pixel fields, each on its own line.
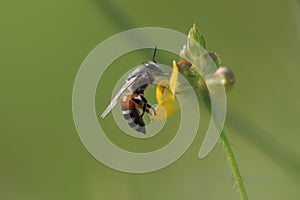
left=152, top=46, right=157, bottom=63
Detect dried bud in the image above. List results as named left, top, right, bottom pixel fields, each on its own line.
left=204, top=52, right=221, bottom=67
left=176, top=59, right=192, bottom=75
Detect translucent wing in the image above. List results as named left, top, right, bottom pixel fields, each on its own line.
left=101, top=76, right=138, bottom=118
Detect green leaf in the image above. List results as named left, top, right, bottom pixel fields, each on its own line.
left=200, top=34, right=206, bottom=49
left=188, top=24, right=206, bottom=49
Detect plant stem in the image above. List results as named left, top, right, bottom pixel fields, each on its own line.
left=220, top=130, right=248, bottom=200
left=189, top=69, right=249, bottom=199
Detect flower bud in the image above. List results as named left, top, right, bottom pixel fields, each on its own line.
left=206, top=66, right=235, bottom=91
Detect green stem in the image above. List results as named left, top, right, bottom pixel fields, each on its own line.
left=189, top=75, right=248, bottom=199
left=220, top=130, right=248, bottom=200
left=198, top=88, right=248, bottom=199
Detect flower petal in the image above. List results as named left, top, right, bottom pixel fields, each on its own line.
left=169, top=60, right=178, bottom=100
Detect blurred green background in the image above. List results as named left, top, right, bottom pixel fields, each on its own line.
left=1, top=0, right=300, bottom=199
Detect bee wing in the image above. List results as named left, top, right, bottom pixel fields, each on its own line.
left=101, top=76, right=138, bottom=118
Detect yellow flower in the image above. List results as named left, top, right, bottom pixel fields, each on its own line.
left=151, top=61, right=180, bottom=121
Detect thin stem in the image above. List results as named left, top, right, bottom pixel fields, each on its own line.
left=199, top=88, right=248, bottom=199
left=220, top=130, right=248, bottom=200
left=191, top=73, right=249, bottom=199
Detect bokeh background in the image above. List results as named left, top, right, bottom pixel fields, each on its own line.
left=1, top=0, right=300, bottom=199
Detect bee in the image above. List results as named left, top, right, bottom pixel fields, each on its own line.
left=101, top=48, right=168, bottom=134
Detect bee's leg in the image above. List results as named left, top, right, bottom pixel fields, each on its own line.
left=139, top=94, right=148, bottom=118
left=131, top=97, right=146, bottom=117
left=146, top=104, right=156, bottom=116
left=131, top=98, right=144, bottom=106
left=140, top=95, right=156, bottom=116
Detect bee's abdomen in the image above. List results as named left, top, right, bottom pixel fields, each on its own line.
left=121, top=109, right=146, bottom=134
left=121, top=94, right=146, bottom=134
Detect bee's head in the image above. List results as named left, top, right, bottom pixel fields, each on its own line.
left=145, top=61, right=169, bottom=77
